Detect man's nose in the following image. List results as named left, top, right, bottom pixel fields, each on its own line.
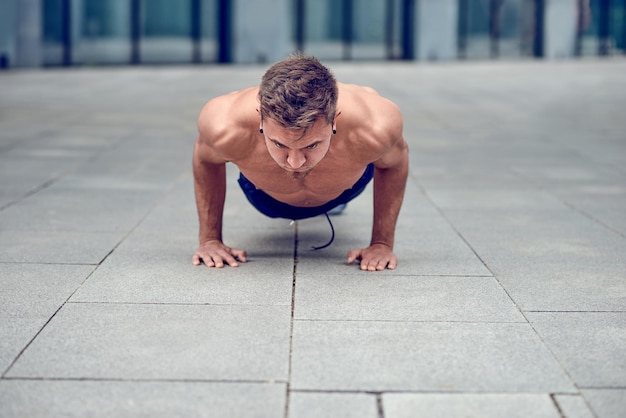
left=286, top=150, right=305, bottom=168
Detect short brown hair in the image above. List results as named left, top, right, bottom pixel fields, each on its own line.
left=258, top=54, right=337, bottom=130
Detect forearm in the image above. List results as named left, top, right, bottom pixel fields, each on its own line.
left=193, top=155, right=227, bottom=243
left=371, top=154, right=408, bottom=248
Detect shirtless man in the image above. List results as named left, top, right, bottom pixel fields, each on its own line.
left=192, top=55, right=408, bottom=271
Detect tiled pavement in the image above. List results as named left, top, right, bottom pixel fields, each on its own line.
left=0, top=58, right=625, bottom=417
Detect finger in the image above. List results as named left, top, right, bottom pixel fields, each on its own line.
left=363, top=257, right=383, bottom=272
left=211, top=254, right=227, bottom=268
left=218, top=250, right=239, bottom=268
left=204, top=256, right=216, bottom=267
left=347, top=249, right=362, bottom=265
left=387, top=256, right=398, bottom=270
left=192, top=254, right=201, bottom=266
left=231, top=248, right=247, bottom=263
left=360, top=259, right=373, bottom=271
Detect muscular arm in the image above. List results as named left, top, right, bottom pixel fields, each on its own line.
left=191, top=95, right=250, bottom=268
left=347, top=96, right=408, bottom=271
left=193, top=139, right=226, bottom=244
left=192, top=137, right=247, bottom=268
left=371, top=137, right=409, bottom=250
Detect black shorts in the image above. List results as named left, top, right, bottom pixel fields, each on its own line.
left=237, top=163, right=374, bottom=220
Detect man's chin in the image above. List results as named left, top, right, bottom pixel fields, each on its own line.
left=284, top=168, right=311, bottom=178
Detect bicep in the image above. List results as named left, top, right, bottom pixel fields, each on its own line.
left=373, top=104, right=407, bottom=169
left=374, top=135, right=408, bottom=169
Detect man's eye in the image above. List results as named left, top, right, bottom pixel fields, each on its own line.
left=274, top=142, right=285, bottom=148
left=306, top=143, right=318, bottom=149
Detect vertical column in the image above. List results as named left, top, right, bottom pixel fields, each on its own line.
left=623, top=0, right=626, bottom=54
left=342, top=0, right=353, bottom=60
left=490, top=0, right=501, bottom=58
left=191, top=0, right=201, bottom=63
left=295, top=0, right=305, bottom=53
left=61, top=0, right=72, bottom=66
left=130, top=0, right=141, bottom=64
left=401, top=0, right=415, bottom=60
left=458, top=0, right=469, bottom=59
left=597, top=0, right=611, bottom=55
left=385, top=0, right=395, bottom=59
left=533, top=0, right=545, bottom=57
left=416, top=0, right=458, bottom=61
left=544, top=0, right=578, bottom=58
left=217, top=0, right=231, bottom=63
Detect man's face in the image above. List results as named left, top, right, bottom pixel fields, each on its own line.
left=261, top=117, right=333, bottom=178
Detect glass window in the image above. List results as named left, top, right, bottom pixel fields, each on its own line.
left=140, top=0, right=193, bottom=63
left=497, top=0, right=525, bottom=59
left=42, top=0, right=64, bottom=65
left=301, top=0, right=343, bottom=60
left=579, top=0, right=625, bottom=55
left=200, top=0, right=218, bottom=62
left=352, top=0, right=387, bottom=60
left=74, top=0, right=132, bottom=65
left=297, top=0, right=390, bottom=61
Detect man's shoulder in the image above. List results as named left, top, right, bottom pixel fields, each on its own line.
left=199, top=86, right=258, bottom=123
left=339, top=82, right=401, bottom=122
left=339, top=85, right=403, bottom=151
left=196, top=87, right=259, bottom=160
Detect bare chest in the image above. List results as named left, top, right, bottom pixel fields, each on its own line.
left=239, top=159, right=369, bottom=207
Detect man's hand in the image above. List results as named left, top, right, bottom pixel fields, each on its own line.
left=347, top=243, right=397, bottom=271
left=192, top=240, right=247, bottom=268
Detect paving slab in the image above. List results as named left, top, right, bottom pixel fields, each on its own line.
left=0, top=186, right=163, bottom=233
left=382, top=393, right=561, bottom=418
left=7, top=303, right=291, bottom=381
left=294, top=275, right=524, bottom=322
left=436, top=209, right=626, bottom=311
left=0, top=263, right=95, bottom=374
left=1, top=59, right=625, bottom=416
left=70, top=230, right=295, bottom=305
left=288, top=392, right=378, bottom=418
left=0, top=230, right=123, bottom=264
left=295, top=187, right=491, bottom=277
left=581, top=389, right=626, bottom=418
left=553, top=395, right=596, bottom=418
left=0, top=380, right=286, bottom=418
left=290, top=320, right=575, bottom=392
left=526, top=312, right=626, bottom=387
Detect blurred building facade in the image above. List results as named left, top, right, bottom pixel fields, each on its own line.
left=0, top=0, right=624, bottom=68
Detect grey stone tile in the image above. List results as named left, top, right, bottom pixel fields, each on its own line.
left=553, top=395, right=596, bottom=418
left=0, top=264, right=95, bottom=373
left=423, top=186, right=567, bottom=212
left=290, top=321, right=574, bottom=392
left=0, top=230, right=122, bottom=264
left=294, top=275, right=524, bottom=322
left=383, top=393, right=561, bottom=418
left=295, top=206, right=490, bottom=277
left=288, top=392, right=378, bottom=418
left=582, top=389, right=626, bottom=418
left=439, top=210, right=626, bottom=311
left=526, top=312, right=626, bottom=387
left=70, top=231, right=295, bottom=305
left=0, top=187, right=162, bottom=233
left=7, top=303, right=291, bottom=381
left=0, top=380, right=286, bottom=418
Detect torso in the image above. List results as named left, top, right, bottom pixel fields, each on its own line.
left=237, top=143, right=370, bottom=207
left=198, top=83, right=399, bottom=207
